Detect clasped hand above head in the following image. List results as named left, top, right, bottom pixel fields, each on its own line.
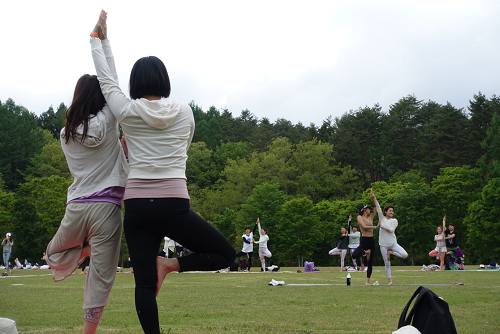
left=92, top=9, right=108, bottom=40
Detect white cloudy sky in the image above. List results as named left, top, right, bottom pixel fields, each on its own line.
left=1, top=0, right=499, bottom=126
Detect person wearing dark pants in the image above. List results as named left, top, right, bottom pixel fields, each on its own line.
left=124, top=198, right=235, bottom=333
left=352, top=198, right=378, bottom=285
left=90, top=12, right=235, bottom=333
left=235, top=223, right=257, bottom=271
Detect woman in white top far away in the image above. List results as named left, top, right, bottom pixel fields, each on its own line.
left=428, top=216, right=447, bottom=270
left=253, top=218, right=272, bottom=271
left=371, top=189, right=408, bottom=285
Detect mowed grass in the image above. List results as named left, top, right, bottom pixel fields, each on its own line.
left=1, top=266, right=499, bottom=333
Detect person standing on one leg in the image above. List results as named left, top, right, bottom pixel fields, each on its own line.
left=46, top=12, right=129, bottom=334
left=328, top=226, right=349, bottom=271
left=253, top=218, right=272, bottom=272
left=372, top=189, right=408, bottom=285
left=428, top=217, right=446, bottom=271
left=235, top=223, right=257, bottom=271
left=90, top=11, right=235, bottom=334
left=347, top=216, right=364, bottom=271
left=351, top=199, right=378, bottom=286
left=444, top=219, right=464, bottom=270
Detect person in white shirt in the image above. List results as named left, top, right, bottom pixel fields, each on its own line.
left=347, top=216, right=364, bottom=270
left=371, top=189, right=408, bottom=285
left=428, top=217, right=446, bottom=270
left=236, top=223, right=257, bottom=271
left=253, top=218, right=271, bottom=271
left=90, top=11, right=235, bottom=333
left=163, top=237, right=176, bottom=258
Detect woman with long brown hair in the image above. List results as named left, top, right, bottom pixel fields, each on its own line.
left=45, top=13, right=129, bottom=334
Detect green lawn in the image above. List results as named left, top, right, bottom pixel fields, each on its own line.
left=1, top=266, right=499, bottom=333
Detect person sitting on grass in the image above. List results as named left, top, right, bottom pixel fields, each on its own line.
left=328, top=225, right=349, bottom=271
left=253, top=218, right=272, bottom=272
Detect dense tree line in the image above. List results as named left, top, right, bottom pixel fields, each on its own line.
left=0, top=93, right=499, bottom=268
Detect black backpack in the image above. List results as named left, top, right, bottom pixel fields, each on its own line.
left=229, top=262, right=239, bottom=271
left=398, top=286, right=457, bottom=334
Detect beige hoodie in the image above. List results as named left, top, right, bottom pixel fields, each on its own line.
left=63, top=39, right=129, bottom=201
left=91, top=38, right=195, bottom=180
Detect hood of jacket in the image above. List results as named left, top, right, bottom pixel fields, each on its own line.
left=131, top=98, right=182, bottom=129
left=61, top=113, right=106, bottom=147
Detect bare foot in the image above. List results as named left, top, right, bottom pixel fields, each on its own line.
left=365, top=249, right=371, bottom=261
left=387, top=250, right=394, bottom=262
left=79, top=244, right=91, bottom=259
left=365, top=278, right=370, bottom=286
left=156, top=257, right=180, bottom=297
left=388, top=278, right=393, bottom=285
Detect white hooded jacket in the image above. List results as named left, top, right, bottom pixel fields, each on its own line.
left=63, top=39, right=129, bottom=202
left=91, top=38, right=195, bottom=180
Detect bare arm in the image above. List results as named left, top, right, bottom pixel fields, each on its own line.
left=357, top=215, right=376, bottom=230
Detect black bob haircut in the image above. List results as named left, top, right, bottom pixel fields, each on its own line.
left=129, top=56, right=171, bottom=100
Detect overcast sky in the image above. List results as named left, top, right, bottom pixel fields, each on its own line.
left=2, top=0, right=499, bottom=126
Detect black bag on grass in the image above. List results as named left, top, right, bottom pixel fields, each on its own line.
left=229, top=262, right=238, bottom=271
left=398, top=286, right=457, bottom=334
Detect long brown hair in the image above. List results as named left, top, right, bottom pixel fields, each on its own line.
left=64, top=74, right=105, bottom=144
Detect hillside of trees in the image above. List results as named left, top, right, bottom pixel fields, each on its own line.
left=1, top=92, right=499, bottom=268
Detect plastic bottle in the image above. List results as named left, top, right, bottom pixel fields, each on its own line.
left=346, top=273, right=351, bottom=286
left=361, top=264, right=364, bottom=271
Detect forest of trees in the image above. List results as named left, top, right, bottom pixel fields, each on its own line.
left=1, top=92, right=499, bottom=268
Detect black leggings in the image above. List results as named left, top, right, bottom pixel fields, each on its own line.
left=235, top=250, right=253, bottom=270
left=124, top=198, right=236, bottom=334
left=352, top=236, right=375, bottom=278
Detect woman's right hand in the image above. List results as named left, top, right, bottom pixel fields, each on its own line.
left=98, top=10, right=108, bottom=40
left=121, top=134, right=128, bottom=159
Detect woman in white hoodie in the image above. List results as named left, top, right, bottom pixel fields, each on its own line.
left=91, top=11, right=235, bottom=334
left=45, top=13, right=129, bottom=334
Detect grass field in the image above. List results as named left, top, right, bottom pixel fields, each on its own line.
left=1, top=266, right=499, bottom=333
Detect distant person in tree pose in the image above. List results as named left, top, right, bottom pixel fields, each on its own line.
left=351, top=197, right=378, bottom=285
left=90, top=10, right=235, bottom=333
left=371, top=189, right=408, bottom=285
left=236, top=223, right=257, bottom=271
left=347, top=217, right=364, bottom=271
left=444, top=219, right=464, bottom=270
left=253, top=218, right=272, bottom=271
left=328, top=225, right=349, bottom=271
left=2, top=233, right=13, bottom=275
left=428, top=217, right=447, bottom=271
left=45, top=12, right=129, bottom=334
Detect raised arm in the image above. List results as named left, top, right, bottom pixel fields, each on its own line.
left=442, top=215, right=446, bottom=232
left=348, top=215, right=352, bottom=234
left=90, top=10, right=130, bottom=122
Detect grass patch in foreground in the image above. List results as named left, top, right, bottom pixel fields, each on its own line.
left=1, top=266, right=499, bottom=333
